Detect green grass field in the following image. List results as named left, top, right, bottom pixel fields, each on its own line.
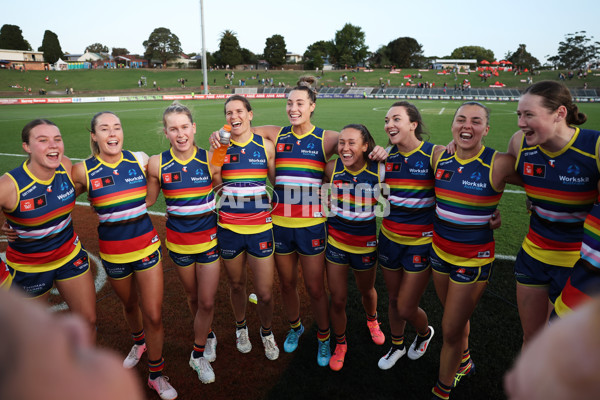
left=1, top=98, right=599, bottom=399
left=1, top=67, right=598, bottom=96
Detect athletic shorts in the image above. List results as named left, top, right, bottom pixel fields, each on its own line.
left=325, top=242, right=377, bottom=271
left=102, top=247, right=162, bottom=280
left=430, top=250, right=492, bottom=284
left=514, top=248, right=573, bottom=303
left=8, top=247, right=90, bottom=298
left=378, top=233, right=431, bottom=273
left=217, top=227, right=274, bottom=260
left=273, top=222, right=326, bottom=256
left=168, top=244, right=220, bottom=267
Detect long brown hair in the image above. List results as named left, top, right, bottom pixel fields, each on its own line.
left=523, top=80, right=587, bottom=125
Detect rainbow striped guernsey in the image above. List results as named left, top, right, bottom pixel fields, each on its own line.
left=516, top=127, right=600, bottom=267
left=432, top=147, right=503, bottom=267
left=159, top=147, right=217, bottom=254
left=381, top=141, right=435, bottom=246
left=218, top=133, right=272, bottom=234
left=271, top=125, right=326, bottom=228
left=554, top=199, right=600, bottom=316
left=327, top=159, right=381, bottom=254
left=4, top=162, right=81, bottom=272
left=85, top=150, right=160, bottom=263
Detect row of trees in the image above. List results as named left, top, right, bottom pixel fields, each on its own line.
left=1, top=23, right=598, bottom=70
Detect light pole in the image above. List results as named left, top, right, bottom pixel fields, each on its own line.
left=200, top=0, right=209, bottom=94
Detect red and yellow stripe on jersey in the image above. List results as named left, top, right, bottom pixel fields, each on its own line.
left=4, top=162, right=81, bottom=272
left=0, top=258, right=12, bottom=289
left=554, top=200, right=600, bottom=317
left=271, top=125, right=326, bottom=227
left=517, top=127, right=600, bottom=267
left=85, top=151, right=160, bottom=263
left=381, top=141, right=436, bottom=246
left=327, top=159, right=381, bottom=254
left=432, top=147, right=503, bottom=267
left=160, top=147, right=217, bottom=254
left=218, top=134, right=272, bottom=234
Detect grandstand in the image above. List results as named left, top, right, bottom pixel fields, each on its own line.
left=231, top=86, right=599, bottom=102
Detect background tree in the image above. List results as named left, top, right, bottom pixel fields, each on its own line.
left=38, top=30, right=63, bottom=64
left=263, top=34, right=287, bottom=68
left=449, top=45, right=495, bottom=63
left=547, top=31, right=600, bottom=69
left=0, top=24, right=31, bottom=50
left=331, top=23, right=368, bottom=68
left=303, top=40, right=333, bottom=70
left=85, top=43, right=109, bottom=54
left=386, top=37, right=425, bottom=68
left=111, top=47, right=129, bottom=57
left=240, top=48, right=258, bottom=65
left=143, top=27, right=183, bottom=67
left=216, top=30, right=242, bottom=67
left=367, top=46, right=391, bottom=68
left=506, top=44, right=540, bottom=70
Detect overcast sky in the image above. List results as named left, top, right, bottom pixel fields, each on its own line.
left=4, top=0, right=599, bottom=64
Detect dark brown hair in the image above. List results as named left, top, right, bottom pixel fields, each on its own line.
left=21, top=119, right=57, bottom=144
left=523, top=80, right=587, bottom=125
left=388, top=101, right=429, bottom=142
left=341, top=123, right=375, bottom=164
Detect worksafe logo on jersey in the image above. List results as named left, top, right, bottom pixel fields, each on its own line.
left=463, top=171, right=487, bottom=190
left=435, top=169, right=454, bottom=181
left=409, top=160, right=428, bottom=176
left=277, top=143, right=293, bottom=152
left=91, top=176, right=115, bottom=190
left=57, top=186, right=75, bottom=202
left=523, top=162, right=546, bottom=178
left=248, top=153, right=266, bottom=165
left=162, top=172, right=182, bottom=183
left=19, top=195, right=47, bottom=212
left=559, top=164, right=590, bottom=185
left=224, top=154, right=240, bottom=164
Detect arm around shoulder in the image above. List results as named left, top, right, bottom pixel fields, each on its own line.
left=253, top=125, right=281, bottom=144
left=0, top=174, right=18, bottom=211
left=71, top=162, right=88, bottom=197
left=145, top=155, right=161, bottom=208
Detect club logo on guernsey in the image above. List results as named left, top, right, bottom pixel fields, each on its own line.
left=224, top=154, right=240, bottom=164
left=386, top=163, right=401, bottom=172
left=91, top=176, right=115, bottom=189
left=523, top=162, right=546, bottom=178
left=435, top=169, right=454, bottom=181
left=162, top=172, right=182, bottom=183
left=277, top=143, right=293, bottom=152
left=19, top=194, right=47, bottom=211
